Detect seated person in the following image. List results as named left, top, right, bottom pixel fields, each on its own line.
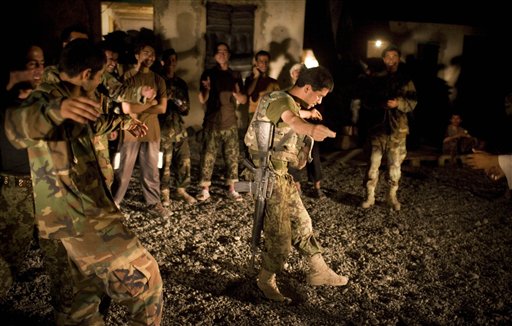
left=442, top=113, right=482, bottom=156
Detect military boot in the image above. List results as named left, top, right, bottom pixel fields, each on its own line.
left=161, top=188, right=170, bottom=207
left=361, top=185, right=375, bottom=209
left=387, top=186, right=401, bottom=211
left=306, top=254, right=348, bottom=286
left=257, top=269, right=291, bottom=302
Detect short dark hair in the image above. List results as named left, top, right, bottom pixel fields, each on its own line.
left=59, top=39, right=105, bottom=78
left=99, top=40, right=120, bottom=54
left=214, top=42, right=230, bottom=55
left=295, top=66, right=334, bottom=92
left=60, top=24, right=88, bottom=43
left=11, top=42, right=43, bottom=71
left=134, top=41, right=155, bottom=55
left=254, top=50, right=271, bottom=61
left=161, top=48, right=177, bottom=62
left=382, top=44, right=401, bottom=58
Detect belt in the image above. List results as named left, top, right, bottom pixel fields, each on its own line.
left=1, top=174, right=32, bottom=188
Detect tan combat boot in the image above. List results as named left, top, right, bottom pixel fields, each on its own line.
left=177, top=187, right=197, bottom=205
left=161, top=188, right=170, bottom=207
left=387, top=186, right=401, bottom=211
left=256, top=269, right=291, bottom=302
left=306, top=254, right=348, bottom=286
left=361, top=185, right=375, bottom=209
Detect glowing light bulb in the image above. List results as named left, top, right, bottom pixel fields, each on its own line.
left=302, top=49, right=319, bottom=68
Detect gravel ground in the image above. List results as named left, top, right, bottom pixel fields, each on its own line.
left=1, top=138, right=512, bottom=325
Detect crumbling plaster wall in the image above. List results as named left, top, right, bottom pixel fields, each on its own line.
left=153, top=0, right=306, bottom=129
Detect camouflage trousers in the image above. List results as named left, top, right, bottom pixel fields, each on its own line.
left=39, top=238, right=75, bottom=324
left=365, top=133, right=407, bottom=189
left=262, top=171, right=323, bottom=273
left=0, top=177, right=34, bottom=296
left=0, top=175, right=73, bottom=321
left=199, top=127, right=239, bottom=187
left=93, top=135, right=114, bottom=189
left=160, top=138, right=192, bottom=189
left=60, top=221, right=163, bottom=325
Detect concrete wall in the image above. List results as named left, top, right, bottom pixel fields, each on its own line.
left=388, top=21, right=481, bottom=91
left=153, top=0, right=306, bottom=130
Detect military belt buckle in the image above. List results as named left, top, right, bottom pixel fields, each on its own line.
left=18, top=178, right=25, bottom=187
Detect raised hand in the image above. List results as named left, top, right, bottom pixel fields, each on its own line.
left=201, top=77, right=211, bottom=91
left=252, top=65, right=260, bottom=79
left=309, top=108, right=323, bottom=120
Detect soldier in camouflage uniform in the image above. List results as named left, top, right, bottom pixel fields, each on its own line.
left=158, top=49, right=196, bottom=205
left=1, top=43, right=75, bottom=323
left=197, top=42, right=247, bottom=201
left=360, top=45, right=417, bottom=211
left=4, top=39, right=163, bottom=325
left=41, top=24, right=89, bottom=85
left=1, top=44, right=45, bottom=294
left=245, top=66, right=348, bottom=303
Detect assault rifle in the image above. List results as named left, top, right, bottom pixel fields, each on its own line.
left=234, top=120, right=275, bottom=269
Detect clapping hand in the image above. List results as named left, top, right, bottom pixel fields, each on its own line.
left=125, top=118, right=148, bottom=138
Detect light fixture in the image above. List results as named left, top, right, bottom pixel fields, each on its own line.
left=302, top=49, right=319, bottom=68
left=367, top=39, right=390, bottom=58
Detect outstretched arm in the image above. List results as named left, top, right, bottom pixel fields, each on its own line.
left=281, top=110, right=335, bottom=141
left=466, top=150, right=512, bottom=188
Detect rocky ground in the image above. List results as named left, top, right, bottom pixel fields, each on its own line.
left=1, top=139, right=512, bottom=325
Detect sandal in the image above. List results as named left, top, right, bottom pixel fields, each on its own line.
left=196, top=189, right=210, bottom=201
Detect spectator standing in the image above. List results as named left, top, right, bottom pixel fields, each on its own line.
left=158, top=48, right=196, bottom=205
left=244, top=50, right=280, bottom=124
left=360, top=45, right=417, bottom=211
left=112, top=42, right=169, bottom=217
left=196, top=42, right=247, bottom=201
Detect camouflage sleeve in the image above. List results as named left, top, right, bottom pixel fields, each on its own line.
left=119, top=116, right=138, bottom=131
left=40, top=65, right=60, bottom=85
left=91, top=113, right=131, bottom=136
left=4, top=91, right=65, bottom=149
left=397, top=80, right=417, bottom=113
left=117, top=84, right=144, bottom=104
left=102, top=73, right=126, bottom=101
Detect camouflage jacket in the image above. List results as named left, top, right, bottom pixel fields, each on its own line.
left=159, top=75, right=190, bottom=144
left=4, top=81, right=127, bottom=239
left=362, top=68, right=417, bottom=136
